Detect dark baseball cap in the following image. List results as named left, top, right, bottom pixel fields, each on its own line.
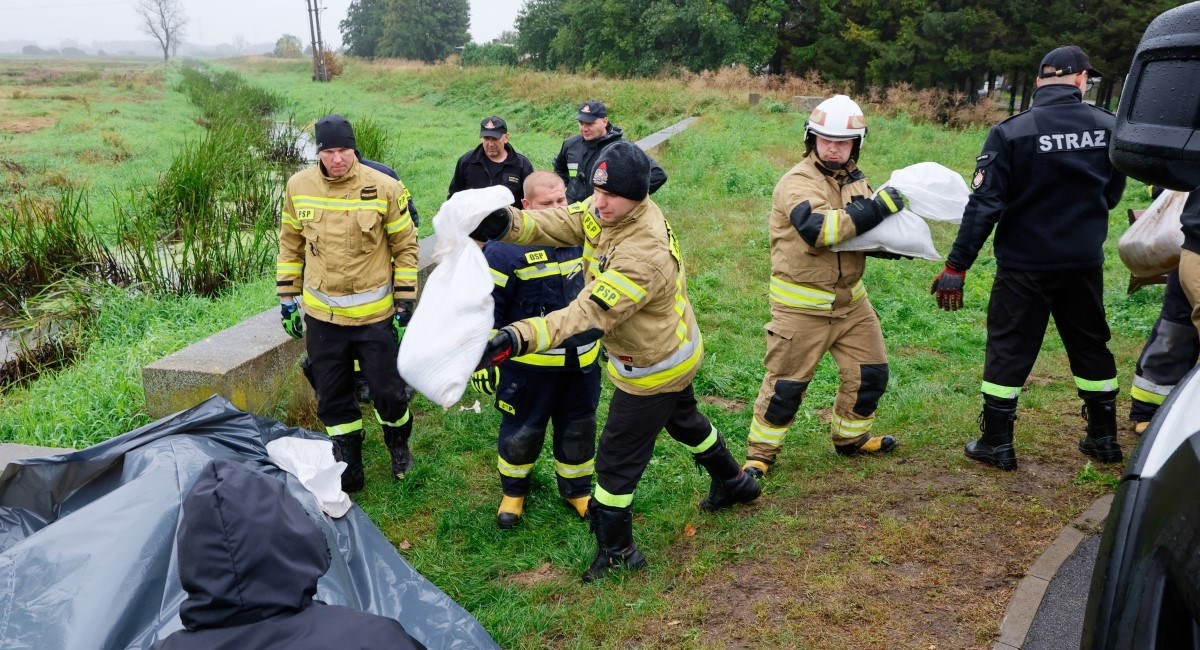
left=1039, top=45, right=1102, bottom=79
left=576, top=100, right=608, bottom=123
left=480, top=116, right=507, bottom=138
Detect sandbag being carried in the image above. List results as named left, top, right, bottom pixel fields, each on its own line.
left=1118, top=190, right=1188, bottom=278
left=399, top=186, right=513, bottom=408
left=831, top=162, right=970, bottom=261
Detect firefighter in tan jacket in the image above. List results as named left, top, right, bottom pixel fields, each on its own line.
left=743, top=95, right=906, bottom=480
left=471, top=141, right=760, bottom=583
left=276, top=114, right=419, bottom=493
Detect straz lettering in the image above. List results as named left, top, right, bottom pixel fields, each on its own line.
left=524, top=250, right=549, bottom=264
left=1037, top=130, right=1108, bottom=152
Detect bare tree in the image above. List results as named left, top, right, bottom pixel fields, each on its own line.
left=135, top=0, right=188, bottom=61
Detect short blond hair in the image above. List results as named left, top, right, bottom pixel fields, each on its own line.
left=523, top=170, right=564, bottom=199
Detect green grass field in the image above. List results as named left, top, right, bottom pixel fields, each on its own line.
left=0, top=56, right=1163, bottom=647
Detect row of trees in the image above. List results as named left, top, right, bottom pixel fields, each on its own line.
left=340, top=0, right=470, bottom=63
left=336, top=0, right=1175, bottom=104
left=515, top=0, right=1175, bottom=104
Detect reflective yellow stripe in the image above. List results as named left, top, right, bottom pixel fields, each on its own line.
left=327, top=419, right=363, bottom=436
left=681, top=426, right=718, bottom=454
left=490, top=268, right=509, bottom=288
left=281, top=212, right=302, bottom=230
left=511, top=342, right=601, bottom=368
left=605, top=336, right=703, bottom=390
left=513, top=211, right=537, bottom=245
left=1131, top=384, right=1167, bottom=405
left=303, top=287, right=393, bottom=318
left=769, top=276, right=835, bottom=310
left=749, top=418, right=787, bottom=446
left=292, top=195, right=388, bottom=211
left=276, top=262, right=302, bottom=275
left=981, top=381, right=1021, bottom=399
left=393, top=267, right=417, bottom=282
left=527, top=317, right=550, bottom=353
left=850, top=280, right=866, bottom=303
left=831, top=413, right=874, bottom=441
left=598, top=269, right=647, bottom=303
left=1075, top=376, right=1118, bottom=393
left=375, top=409, right=411, bottom=427
left=823, top=210, right=839, bottom=246
left=385, top=211, right=413, bottom=234
left=594, top=484, right=633, bottom=508
left=498, top=457, right=534, bottom=478
left=556, top=458, right=594, bottom=479
left=583, top=242, right=598, bottom=270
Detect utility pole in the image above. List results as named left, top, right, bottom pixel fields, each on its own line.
left=305, top=0, right=328, bottom=82
left=313, top=0, right=329, bottom=82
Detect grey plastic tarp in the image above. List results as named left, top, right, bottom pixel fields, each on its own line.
left=0, top=395, right=499, bottom=650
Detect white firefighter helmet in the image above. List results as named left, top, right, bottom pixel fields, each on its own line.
left=805, top=94, right=868, bottom=142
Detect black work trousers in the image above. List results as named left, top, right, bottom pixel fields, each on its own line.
left=495, top=364, right=601, bottom=498
left=595, top=384, right=713, bottom=501
left=305, top=316, right=410, bottom=429
left=983, top=267, right=1117, bottom=399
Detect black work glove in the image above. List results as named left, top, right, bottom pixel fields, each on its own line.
left=392, top=301, right=413, bottom=344
left=281, top=302, right=303, bottom=339
left=477, top=327, right=516, bottom=370
left=930, top=264, right=966, bottom=311
left=469, top=207, right=512, bottom=242
left=873, top=187, right=905, bottom=216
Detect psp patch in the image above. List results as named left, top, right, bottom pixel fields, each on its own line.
left=589, top=280, right=620, bottom=310
left=297, top=208, right=315, bottom=221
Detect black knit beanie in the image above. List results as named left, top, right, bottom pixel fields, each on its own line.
left=591, top=140, right=649, bottom=201
left=314, top=114, right=356, bottom=151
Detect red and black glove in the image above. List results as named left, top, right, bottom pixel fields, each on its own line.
left=930, top=265, right=966, bottom=311
left=477, top=327, right=517, bottom=370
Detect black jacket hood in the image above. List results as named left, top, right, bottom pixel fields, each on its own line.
left=176, top=459, right=330, bottom=631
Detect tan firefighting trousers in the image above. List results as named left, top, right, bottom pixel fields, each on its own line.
left=746, top=299, right=888, bottom=464
left=1180, top=249, right=1200, bottom=333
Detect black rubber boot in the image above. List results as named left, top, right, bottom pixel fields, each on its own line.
left=582, top=502, right=647, bottom=583
left=330, top=433, right=365, bottom=492
left=1079, top=397, right=1123, bottom=463
left=383, top=418, right=413, bottom=480
left=964, top=404, right=1018, bottom=471
left=693, top=434, right=761, bottom=512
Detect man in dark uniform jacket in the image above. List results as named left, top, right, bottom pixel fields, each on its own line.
left=930, top=45, right=1127, bottom=470
left=553, top=99, right=667, bottom=203
left=447, top=115, right=533, bottom=207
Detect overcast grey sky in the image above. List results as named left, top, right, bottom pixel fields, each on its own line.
left=2, top=0, right=525, bottom=48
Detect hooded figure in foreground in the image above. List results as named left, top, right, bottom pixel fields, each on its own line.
left=153, top=459, right=424, bottom=649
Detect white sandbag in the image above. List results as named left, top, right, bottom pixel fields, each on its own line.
left=882, top=162, right=971, bottom=223
left=831, top=208, right=942, bottom=261
left=266, top=436, right=352, bottom=518
left=1118, top=190, right=1188, bottom=277
left=399, top=186, right=513, bottom=408
left=830, top=162, right=969, bottom=260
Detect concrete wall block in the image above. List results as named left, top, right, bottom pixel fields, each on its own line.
left=792, top=95, right=822, bottom=114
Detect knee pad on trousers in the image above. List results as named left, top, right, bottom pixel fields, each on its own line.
left=560, top=415, right=597, bottom=461
left=852, top=363, right=889, bottom=414
left=763, top=379, right=808, bottom=426
left=501, top=425, right=543, bottom=464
